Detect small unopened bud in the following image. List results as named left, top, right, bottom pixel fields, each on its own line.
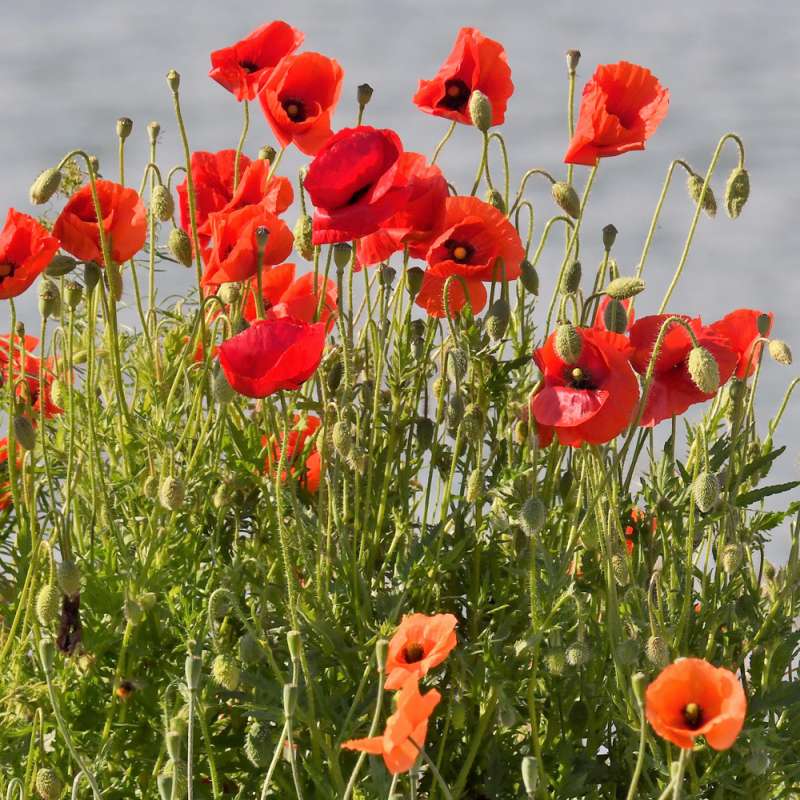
left=45, top=253, right=77, bottom=277
left=446, top=346, right=468, bottom=382
left=245, top=720, right=271, bottom=767
left=151, top=184, right=175, bottom=222
left=466, top=468, right=482, bottom=503
left=287, top=630, right=302, bottom=661
left=58, top=559, right=81, bottom=598
left=605, top=276, right=645, bottom=300
left=416, top=418, right=435, bottom=451
left=116, top=117, right=133, bottom=140
left=283, top=683, right=298, bottom=717
left=554, top=324, right=582, bottom=365
left=687, top=173, right=717, bottom=217
left=35, top=768, right=62, bottom=800
left=168, top=228, right=193, bottom=267
left=217, top=282, right=241, bottom=307
left=520, top=497, right=546, bottom=535
left=211, top=654, right=241, bottom=691
left=565, top=49, right=581, bottom=73
left=84, top=261, right=102, bottom=292
left=519, top=259, right=539, bottom=295
left=543, top=647, right=566, bottom=676
left=721, top=543, right=744, bottom=575
left=38, top=279, right=61, bottom=319
left=36, top=584, right=61, bottom=627
left=208, top=588, right=233, bottom=620
left=687, top=346, right=720, bottom=394
left=522, top=756, right=538, bottom=797
left=565, top=640, right=590, bottom=667
left=551, top=181, right=580, bottom=219
left=258, top=144, right=277, bottom=162
left=332, top=421, right=354, bottom=458
left=375, top=638, right=389, bottom=671
left=239, top=633, right=264, bottom=665
left=468, top=90, right=492, bottom=132
left=724, top=167, right=750, bottom=219
left=485, top=188, right=506, bottom=213
left=768, top=339, right=792, bottom=366
left=185, top=653, right=202, bottom=690
left=166, top=69, right=180, bottom=92
left=13, top=415, right=36, bottom=451
left=159, top=476, right=185, bottom=511
left=632, top=672, right=647, bottom=705
left=602, top=224, right=618, bottom=251
left=560, top=260, right=581, bottom=294
left=603, top=298, right=628, bottom=333
left=30, top=168, right=62, bottom=205
left=147, top=120, right=161, bottom=144
left=293, top=214, right=313, bottom=261
left=357, top=83, right=374, bottom=107
left=64, top=279, right=83, bottom=310
left=486, top=298, right=510, bottom=341
left=406, top=266, right=424, bottom=296
left=692, top=471, right=720, bottom=513
left=462, top=404, right=484, bottom=438
left=333, top=242, right=352, bottom=270
left=645, top=635, right=670, bottom=668
left=513, top=418, right=528, bottom=445
left=611, top=553, right=630, bottom=586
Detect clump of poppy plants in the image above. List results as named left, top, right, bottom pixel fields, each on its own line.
left=0, top=19, right=798, bottom=800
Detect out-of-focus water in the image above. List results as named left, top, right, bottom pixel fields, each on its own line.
left=1, top=0, right=798, bottom=556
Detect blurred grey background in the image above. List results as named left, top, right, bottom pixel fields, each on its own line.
left=1, top=0, right=798, bottom=556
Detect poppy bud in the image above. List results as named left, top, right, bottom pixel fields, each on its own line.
left=61, top=279, right=83, bottom=311
left=375, top=638, right=389, bottom=671
left=142, top=474, right=158, bottom=500
left=406, top=266, right=425, bottom=296
left=519, top=259, right=539, bottom=295
left=520, top=497, right=546, bottom=535
left=603, top=299, right=628, bottom=333
left=485, top=188, right=506, bottom=214
left=166, top=69, right=180, bottom=92
left=147, top=120, right=161, bottom=145
left=687, top=173, right=717, bottom=217
left=554, top=323, right=582, bottom=365
left=38, top=279, right=61, bottom=319
left=768, top=339, right=792, bottom=366
left=721, top=543, right=744, bottom=575
left=283, top=683, right=298, bottom=717
left=605, top=276, right=645, bottom=300
left=159, top=475, right=185, bottom=511
left=116, top=117, right=133, bottom=140
left=244, top=720, right=271, bottom=767
left=35, top=768, right=62, bottom=800
left=357, top=83, right=374, bottom=107
left=724, top=167, right=750, bottom=219
left=560, top=260, right=581, bottom=294
left=462, top=403, right=484, bottom=438
left=49, top=378, right=66, bottom=409
left=416, top=417, right=435, bottom=450
left=84, top=261, right=102, bottom=292
left=211, top=365, right=235, bottom=404
left=208, top=588, right=233, bottom=620
left=565, top=640, right=590, bottom=667
left=330, top=421, right=352, bottom=459
left=565, top=49, right=581, bottom=73
left=631, top=672, right=648, bottom=706
left=693, top=470, right=720, bottom=513
left=446, top=346, right=468, bottom=382
left=486, top=298, right=510, bottom=341
left=185, top=654, right=202, bottom=691
left=45, top=253, right=78, bottom=278
left=522, top=756, right=538, bottom=797
left=151, top=184, right=175, bottom=222
left=168, top=227, right=193, bottom=267
left=551, top=181, right=580, bottom=219
left=543, top=647, right=566, bottom=675
left=468, top=90, right=492, bottom=132
left=466, top=468, right=482, bottom=503
left=333, top=243, right=352, bottom=270
left=446, top=393, right=465, bottom=429
left=30, top=168, right=63, bottom=205
left=687, top=346, right=720, bottom=394
left=645, top=635, right=670, bottom=667
left=211, top=654, right=241, bottom=691
left=13, top=415, right=36, bottom=451
left=602, top=224, right=618, bottom=251
left=239, top=633, right=264, bottom=665
left=293, top=214, right=314, bottom=261
left=611, top=553, right=630, bottom=586
left=58, top=559, right=81, bottom=599
left=36, top=584, right=61, bottom=627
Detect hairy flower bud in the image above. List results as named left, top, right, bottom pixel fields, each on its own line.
left=468, top=90, right=492, bottom=132
left=462, top=403, right=484, bottom=438
left=45, top=253, right=78, bottom=278
left=721, top=543, right=744, bottom=575
left=211, top=654, right=241, bottom=691
left=38, top=279, right=61, bottom=319
left=211, top=365, right=235, bottom=404
left=687, top=173, right=717, bottom=217
left=208, top=588, right=233, bottom=620
left=520, top=497, right=546, bottom=535
left=484, top=187, right=506, bottom=213
left=551, top=181, right=580, bottom=219
left=605, top=276, right=645, bottom=300
left=543, top=647, right=566, bottom=676
left=486, top=298, right=510, bottom=341
left=332, top=421, right=354, bottom=458
left=244, top=720, right=271, bottom=767
left=645, top=635, right=670, bottom=668
left=724, top=167, right=750, bottom=219
left=687, top=346, right=720, bottom=394
left=35, top=768, right=62, bottom=800
left=239, top=632, right=264, bottom=665
left=554, top=324, right=582, bottom=365
left=36, top=584, right=61, bottom=627
left=602, top=224, right=618, bottom=251
left=258, top=145, right=277, bottom=163
left=611, top=553, right=630, bottom=587
left=13, top=415, right=36, bottom=451
left=168, top=227, right=193, bottom=267
left=357, top=83, right=374, bottom=107
left=116, top=117, right=133, bottom=140
left=519, top=259, right=539, bottom=295
left=446, top=393, right=465, bottom=430
left=693, top=470, right=720, bottom=513
left=768, top=339, right=792, bottom=366
left=151, top=184, right=175, bottom=222
left=465, top=468, right=482, bottom=503
left=30, top=168, right=63, bottom=205
left=560, top=260, right=581, bottom=294
left=159, top=476, right=185, bottom=511
left=565, top=640, right=590, bottom=668
left=58, top=559, right=81, bottom=599
left=603, top=298, right=628, bottom=333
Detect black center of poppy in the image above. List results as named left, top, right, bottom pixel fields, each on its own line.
left=239, top=60, right=261, bottom=73
left=438, top=79, right=471, bottom=111
left=346, top=184, right=372, bottom=206
left=445, top=240, right=474, bottom=263
left=683, top=702, right=703, bottom=729
left=0, top=263, right=16, bottom=281
left=566, top=366, right=597, bottom=391
left=282, top=98, right=307, bottom=122
left=403, top=643, right=425, bottom=663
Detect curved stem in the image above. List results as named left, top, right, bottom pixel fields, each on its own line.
left=233, top=100, right=250, bottom=192
left=431, top=121, right=457, bottom=165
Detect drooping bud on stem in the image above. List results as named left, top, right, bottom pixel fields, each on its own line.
left=406, top=266, right=424, bottom=297
left=605, top=276, right=645, bottom=300
left=45, top=254, right=77, bottom=278
left=687, top=346, right=720, bottom=394
left=687, top=173, right=717, bottom=217
left=58, top=559, right=81, bottom=599
left=520, top=259, right=539, bottom=295
left=468, top=90, right=492, bottom=133
left=560, top=260, right=581, bottom=294
left=520, top=497, right=546, bottom=535
left=724, top=167, right=750, bottom=218
left=768, top=339, right=792, bottom=366
left=211, top=654, right=241, bottom=690
left=692, top=470, right=720, bottom=513
left=13, top=415, right=36, bottom=451
left=486, top=298, right=510, bottom=341
left=293, top=214, right=313, bottom=261
left=258, top=145, right=277, bottom=162
left=551, top=181, right=580, bottom=219
left=168, top=228, right=193, bottom=267
left=159, top=476, right=186, bottom=511
left=603, top=299, right=628, bottom=333
left=35, top=768, right=62, bottom=800
left=485, top=188, right=506, bottom=213
left=29, top=168, right=62, bottom=205
left=150, top=185, right=175, bottom=221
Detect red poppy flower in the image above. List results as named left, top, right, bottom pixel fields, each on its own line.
left=0, top=334, right=63, bottom=418
left=531, top=328, right=639, bottom=447
left=413, top=27, right=514, bottom=127
left=414, top=271, right=487, bottom=318
left=708, top=309, right=773, bottom=379
left=53, top=180, right=146, bottom=266
left=209, top=21, right=304, bottom=102
left=624, top=506, right=657, bottom=555
left=426, top=196, right=524, bottom=283
left=564, top=62, right=670, bottom=166
left=218, top=316, right=326, bottom=398
left=0, top=438, right=20, bottom=511
left=646, top=658, right=747, bottom=750
left=304, top=126, right=411, bottom=246
left=258, top=52, right=344, bottom=156
left=593, top=294, right=635, bottom=333
left=629, top=315, right=737, bottom=427
left=262, top=413, right=322, bottom=493
left=342, top=678, right=441, bottom=775
left=356, top=152, right=448, bottom=269
left=0, top=210, right=60, bottom=300
left=201, top=205, right=294, bottom=289
left=384, top=612, right=458, bottom=690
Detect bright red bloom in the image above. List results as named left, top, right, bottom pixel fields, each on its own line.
left=426, top=195, right=524, bottom=284
left=209, top=21, right=304, bottom=102
left=259, top=52, right=344, bottom=156
left=356, top=152, right=448, bottom=269
left=201, top=205, right=294, bottom=289
left=263, top=413, right=322, bottom=493
left=531, top=328, right=639, bottom=447
left=415, top=271, right=487, bottom=318
left=218, top=316, right=326, bottom=398
left=0, top=210, right=60, bottom=300
left=708, top=309, right=773, bottom=379
left=629, top=315, right=737, bottom=427
left=0, top=438, right=20, bottom=511
left=593, top=294, right=635, bottom=333
left=53, top=180, right=146, bottom=266
left=413, top=27, right=513, bottom=127
left=384, top=612, right=458, bottom=691
left=342, top=679, right=441, bottom=775
left=0, top=334, right=63, bottom=418
left=564, top=62, right=670, bottom=166
left=304, top=126, right=411, bottom=245
left=646, top=658, right=747, bottom=750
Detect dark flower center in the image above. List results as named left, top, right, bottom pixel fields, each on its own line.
left=403, top=642, right=425, bottom=663
left=683, top=702, right=703, bottom=729
left=566, top=366, right=597, bottom=391
left=239, top=60, right=261, bottom=74
left=346, top=184, right=372, bottom=206
left=438, top=79, right=471, bottom=111
left=445, top=240, right=474, bottom=263
left=0, top=263, right=16, bottom=280
left=605, top=98, right=639, bottom=130
left=282, top=98, right=308, bottom=122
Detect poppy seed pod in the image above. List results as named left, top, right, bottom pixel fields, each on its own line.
left=602, top=224, right=618, bottom=251
left=150, top=185, right=175, bottom=222
left=147, top=120, right=161, bottom=144
left=293, top=214, right=314, bottom=261
left=645, top=635, right=670, bottom=668
left=168, top=228, right=193, bottom=267
left=693, top=471, right=720, bottom=513
left=486, top=298, right=511, bottom=341
left=406, top=266, right=425, bottom=296
left=116, top=117, right=133, bottom=140
left=244, top=720, right=271, bottom=767
left=565, top=49, right=581, bottom=72
left=468, top=90, right=493, bottom=132
left=768, top=339, right=792, bottom=366
left=166, top=69, right=180, bottom=92
left=687, top=346, right=720, bottom=394
left=520, top=496, right=546, bottom=535
left=333, top=242, right=352, bottom=270
left=30, top=168, right=63, bottom=205
left=462, top=403, right=484, bottom=438
left=58, top=559, right=81, bottom=598
left=560, top=260, right=581, bottom=294
left=13, top=415, right=36, bottom=451
left=64, top=279, right=83, bottom=310
left=45, top=253, right=78, bottom=278
left=603, top=298, right=628, bottom=333
left=287, top=629, right=302, bottom=661
left=485, top=188, right=506, bottom=214
left=38, top=279, right=61, bottom=319
left=522, top=756, right=538, bottom=797
left=283, top=683, right=298, bottom=717
left=357, top=83, right=374, bottom=107
left=211, top=654, right=241, bottom=691
left=687, top=173, right=717, bottom=217
left=36, top=583, right=61, bottom=627
left=35, top=768, right=62, bottom=800
left=159, top=475, right=185, bottom=511
left=551, top=181, right=580, bottom=219
left=725, top=167, right=750, bottom=218
left=519, top=259, right=539, bottom=295
left=554, top=324, right=582, bottom=365
left=605, top=276, right=645, bottom=300
left=755, top=313, right=772, bottom=337
left=379, top=265, right=396, bottom=287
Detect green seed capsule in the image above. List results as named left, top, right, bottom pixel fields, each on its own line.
left=159, top=476, right=185, bottom=511
left=36, top=584, right=61, bottom=627
left=692, top=470, right=720, bottom=513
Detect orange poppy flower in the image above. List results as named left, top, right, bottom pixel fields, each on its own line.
left=413, top=27, right=514, bottom=127
left=645, top=658, right=747, bottom=750
left=262, top=413, right=322, bottom=493
left=53, top=180, right=146, bottom=266
left=342, top=678, right=441, bottom=774
left=0, top=437, right=19, bottom=511
left=0, top=209, right=60, bottom=300
left=0, top=334, right=63, bottom=418
left=708, top=309, right=773, bottom=379
left=564, top=62, right=669, bottom=166
left=384, top=612, right=458, bottom=691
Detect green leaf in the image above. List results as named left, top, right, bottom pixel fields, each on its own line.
left=735, top=481, right=800, bottom=507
